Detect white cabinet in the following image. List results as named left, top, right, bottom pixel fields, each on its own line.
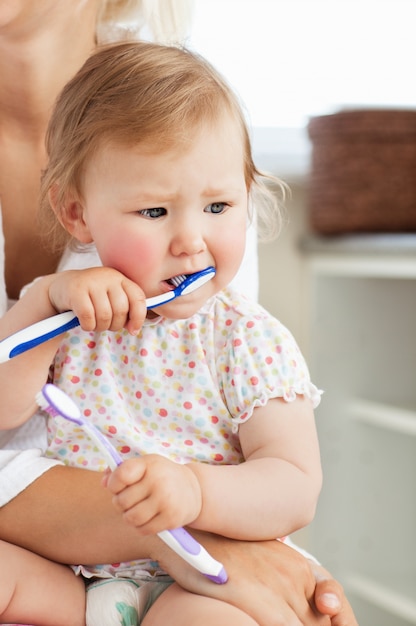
left=304, top=235, right=416, bottom=625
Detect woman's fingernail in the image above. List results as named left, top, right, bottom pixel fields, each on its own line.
left=321, top=593, right=340, bottom=609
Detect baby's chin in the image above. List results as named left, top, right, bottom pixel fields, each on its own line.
left=147, top=295, right=213, bottom=321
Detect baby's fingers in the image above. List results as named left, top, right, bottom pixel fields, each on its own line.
left=100, top=287, right=131, bottom=331
left=105, top=458, right=147, bottom=495
left=75, top=288, right=125, bottom=332
left=91, top=279, right=145, bottom=332
left=122, top=280, right=147, bottom=335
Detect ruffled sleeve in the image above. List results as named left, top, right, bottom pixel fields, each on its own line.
left=212, top=291, right=322, bottom=431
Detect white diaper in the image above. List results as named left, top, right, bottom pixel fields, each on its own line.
left=86, top=578, right=173, bottom=626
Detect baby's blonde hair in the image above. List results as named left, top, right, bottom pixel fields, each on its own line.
left=40, top=41, right=284, bottom=251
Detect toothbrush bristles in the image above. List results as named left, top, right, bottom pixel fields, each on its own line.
left=170, top=274, right=187, bottom=287
left=36, top=392, right=60, bottom=417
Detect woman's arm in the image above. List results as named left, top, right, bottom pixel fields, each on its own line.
left=0, top=465, right=357, bottom=626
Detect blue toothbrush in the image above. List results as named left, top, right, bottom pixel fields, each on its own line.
left=0, top=267, right=215, bottom=362
left=37, top=383, right=227, bottom=584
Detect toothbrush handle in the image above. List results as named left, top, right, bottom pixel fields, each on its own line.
left=158, top=528, right=228, bottom=584
left=0, top=311, right=79, bottom=362
left=0, top=298, right=171, bottom=363
left=83, top=423, right=125, bottom=470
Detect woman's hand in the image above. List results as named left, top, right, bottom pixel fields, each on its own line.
left=152, top=532, right=359, bottom=626
left=312, top=562, right=358, bottom=626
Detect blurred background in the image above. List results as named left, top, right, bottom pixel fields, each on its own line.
left=190, top=2, right=416, bottom=624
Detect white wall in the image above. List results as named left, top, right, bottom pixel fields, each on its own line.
left=258, top=182, right=310, bottom=354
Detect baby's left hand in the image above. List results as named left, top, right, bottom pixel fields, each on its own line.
left=103, top=455, right=202, bottom=533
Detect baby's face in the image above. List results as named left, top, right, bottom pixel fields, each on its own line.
left=76, top=118, right=249, bottom=319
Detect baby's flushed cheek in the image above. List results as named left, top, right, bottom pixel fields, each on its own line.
left=99, top=230, right=159, bottom=283
left=215, top=225, right=246, bottom=275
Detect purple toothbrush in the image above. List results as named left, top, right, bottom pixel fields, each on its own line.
left=37, top=383, right=227, bottom=584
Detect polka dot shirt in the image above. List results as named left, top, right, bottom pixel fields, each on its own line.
left=46, top=287, right=321, bottom=580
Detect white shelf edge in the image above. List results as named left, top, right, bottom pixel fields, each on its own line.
left=345, top=573, right=416, bottom=623
left=309, top=255, right=416, bottom=279
left=348, top=398, right=416, bottom=435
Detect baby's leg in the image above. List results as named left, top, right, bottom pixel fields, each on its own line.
left=0, top=539, right=86, bottom=626
left=143, top=583, right=259, bottom=626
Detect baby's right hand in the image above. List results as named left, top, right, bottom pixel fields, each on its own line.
left=48, top=267, right=147, bottom=335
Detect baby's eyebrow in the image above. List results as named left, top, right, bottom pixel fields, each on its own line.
left=201, top=186, right=244, bottom=198
left=134, top=194, right=174, bottom=204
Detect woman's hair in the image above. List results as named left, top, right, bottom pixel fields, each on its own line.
left=96, top=0, right=195, bottom=44
left=40, top=41, right=285, bottom=251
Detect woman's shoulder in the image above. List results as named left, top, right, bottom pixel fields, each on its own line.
left=0, top=205, right=7, bottom=316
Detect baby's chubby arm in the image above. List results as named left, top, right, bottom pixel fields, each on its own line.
left=0, top=267, right=146, bottom=430
left=105, top=394, right=322, bottom=540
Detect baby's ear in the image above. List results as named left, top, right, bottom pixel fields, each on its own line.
left=48, top=183, right=93, bottom=244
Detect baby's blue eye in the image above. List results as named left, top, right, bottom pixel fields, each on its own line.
left=140, top=207, right=166, bottom=218
left=205, top=202, right=226, bottom=214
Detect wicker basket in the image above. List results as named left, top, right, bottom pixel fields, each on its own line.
left=307, top=109, right=416, bottom=234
